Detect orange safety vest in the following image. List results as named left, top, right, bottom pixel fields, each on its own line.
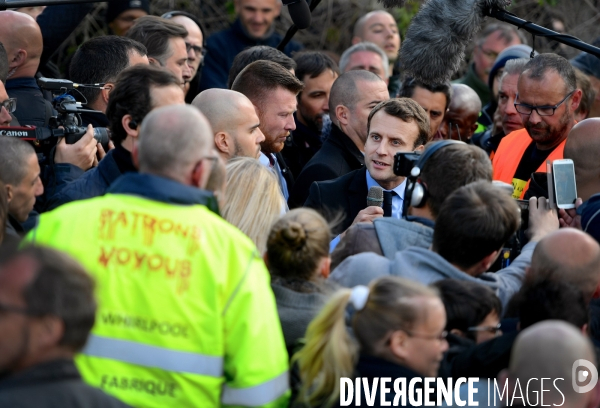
left=492, top=128, right=566, bottom=199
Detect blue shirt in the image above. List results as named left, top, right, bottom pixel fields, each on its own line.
left=330, top=172, right=406, bottom=252
left=260, top=152, right=289, bottom=200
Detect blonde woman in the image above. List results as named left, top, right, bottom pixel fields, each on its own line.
left=293, top=276, right=448, bottom=407
left=222, top=157, right=284, bottom=254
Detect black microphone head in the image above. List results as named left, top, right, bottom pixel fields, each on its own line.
left=286, top=0, right=311, bottom=30
left=378, top=0, right=407, bottom=7
left=400, top=0, right=512, bottom=85
left=367, top=186, right=384, bottom=208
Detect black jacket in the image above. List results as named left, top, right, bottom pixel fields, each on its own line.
left=5, top=77, right=55, bottom=128
left=337, top=354, right=423, bottom=408
left=282, top=114, right=323, bottom=179
left=79, top=110, right=109, bottom=128
left=276, top=151, right=295, bottom=197
left=438, top=333, right=476, bottom=379
left=449, top=331, right=518, bottom=379
left=289, top=124, right=364, bottom=208
left=304, top=167, right=367, bottom=236
left=0, top=359, right=130, bottom=408
left=199, top=18, right=302, bottom=91
left=45, top=147, right=136, bottom=211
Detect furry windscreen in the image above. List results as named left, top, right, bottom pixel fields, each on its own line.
left=399, top=0, right=512, bottom=84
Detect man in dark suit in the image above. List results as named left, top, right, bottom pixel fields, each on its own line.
left=305, top=98, right=429, bottom=246
left=232, top=60, right=304, bottom=201
left=289, top=70, right=389, bottom=208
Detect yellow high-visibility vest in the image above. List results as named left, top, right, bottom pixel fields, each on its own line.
left=25, top=193, right=290, bottom=408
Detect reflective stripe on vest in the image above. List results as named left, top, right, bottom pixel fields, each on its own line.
left=222, top=371, right=290, bottom=406
left=83, top=334, right=223, bottom=377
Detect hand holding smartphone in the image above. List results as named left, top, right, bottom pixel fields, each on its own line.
left=552, top=159, right=578, bottom=209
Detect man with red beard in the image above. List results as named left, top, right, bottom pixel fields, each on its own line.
left=232, top=60, right=304, bottom=200
left=492, top=53, right=582, bottom=199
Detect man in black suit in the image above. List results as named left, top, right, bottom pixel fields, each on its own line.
left=232, top=60, right=304, bottom=201
left=305, top=98, right=429, bottom=246
left=288, top=70, right=389, bottom=208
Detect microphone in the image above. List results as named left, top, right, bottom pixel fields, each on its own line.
left=398, top=0, right=512, bottom=84
left=378, top=0, right=407, bottom=6
left=367, top=186, right=384, bottom=208
left=282, top=0, right=311, bottom=30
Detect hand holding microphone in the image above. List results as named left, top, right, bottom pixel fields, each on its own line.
left=350, top=186, right=388, bottom=228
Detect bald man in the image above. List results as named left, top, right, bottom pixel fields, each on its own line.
left=498, top=321, right=600, bottom=408
left=564, top=119, right=600, bottom=203
left=192, top=89, right=265, bottom=161
left=352, top=11, right=400, bottom=77
left=564, top=118, right=600, bottom=242
left=0, top=11, right=48, bottom=128
left=527, top=229, right=600, bottom=303
left=437, top=84, right=482, bottom=141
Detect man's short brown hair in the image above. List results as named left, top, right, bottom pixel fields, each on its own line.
left=126, top=16, right=187, bottom=65
left=4, top=246, right=97, bottom=352
left=367, top=98, right=430, bottom=148
left=420, top=143, right=493, bottom=217
left=231, top=60, right=304, bottom=109
left=433, top=181, right=520, bottom=269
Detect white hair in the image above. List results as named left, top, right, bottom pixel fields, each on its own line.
left=339, top=42, right=389, bottom=78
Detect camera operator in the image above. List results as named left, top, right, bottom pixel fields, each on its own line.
left=45, top=65, right=184, bottom=211
left=68, top=36, right=149, bottom=127
left=0, top=10, right=104, bottom=209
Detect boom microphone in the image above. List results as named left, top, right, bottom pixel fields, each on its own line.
left=367, top=186, right=384, bottom=208
left=398, top=0, right=512, bottom=84
left=378, top=0, right=406, bottom=7
left=282, top=0, right=311, bottom=30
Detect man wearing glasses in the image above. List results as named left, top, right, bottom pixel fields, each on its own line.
left=492, top=53, right=582, bottom=199
left=456, top=23, right=524, bottom=106
left=0, top=81, right=14, bottom=126
left=162, top=11, right=207, bottom=102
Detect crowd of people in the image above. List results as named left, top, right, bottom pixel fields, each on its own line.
left=1, top=0, right=600, bottom=407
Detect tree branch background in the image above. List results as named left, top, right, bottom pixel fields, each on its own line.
left=50, top=0, right=600, bottom=76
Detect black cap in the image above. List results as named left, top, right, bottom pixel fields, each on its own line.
left=106, top=0, right=150, bottom=24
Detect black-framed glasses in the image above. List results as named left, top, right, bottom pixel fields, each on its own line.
left=186, top=43, right=207, bottom=59
left=1, top=97, right=17, bottom=113
left=468, top=323, right=501, bottom=335
left=514, top=90, right=575, bottom=116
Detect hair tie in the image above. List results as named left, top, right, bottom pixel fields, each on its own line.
left=349, top=285, right=370, bottom=311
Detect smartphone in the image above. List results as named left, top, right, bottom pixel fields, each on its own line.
left=552, top=159, right=577, bottom=209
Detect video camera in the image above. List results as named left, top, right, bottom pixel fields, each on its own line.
left=0, top=77, right=110, bottom=153
left=393, top=151, right=421, bottom=177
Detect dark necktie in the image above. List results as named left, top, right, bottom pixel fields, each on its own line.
left=383, top=190, right=395, bottom=217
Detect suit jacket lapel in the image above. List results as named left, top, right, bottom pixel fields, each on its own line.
left=347, top=167, right=368, bottom=223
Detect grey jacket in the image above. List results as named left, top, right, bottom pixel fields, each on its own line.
left=271, top=282, right=331, bottom=350
left=374, top=217, right=434, bottom=258
left=330, top=241, right=537, bottom=307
